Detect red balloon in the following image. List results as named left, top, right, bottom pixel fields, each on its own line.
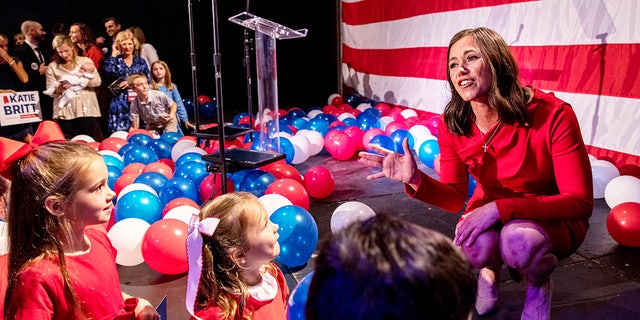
left=304, top=166, right=335, bottom=198
left=331, top=96, right=344, bottom=106
left=127, top=128, right=153, bottom=139
left=144, top=161, right=174, bottom=179
left=362, top=128, right=385, bottom=149
left=122, top=163, right=146, bottom=175
left=100, top=137, right=129, bottom=153
left=374, top=103, right=391, bottom=116
left=606, top=202, right=640, bottom=247
left=199, top=173, right=234, bottom=202
left=264, top=163, right=303, bottom=184
left=87, top=141, right=100, bottom=151
left=384, top=121, right=409, bottom=136
left=265, top=178, right=310, bottom=210
left=113, top=172, right=140, bottom=196
left=197, top=95, right=212, bottom=105
left=141, top=219, right=189, bottom=274
left=162, top=197, right=200, bottom=217
left=324, top=131, right=355, bottom=161
left=343, top=126, right=365, bottom=151
left=157, top=158, right=175, bottom=171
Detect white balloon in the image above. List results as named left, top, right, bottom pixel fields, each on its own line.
left=171, top=139, right=197, bottom=162
left=0, top=221, right=7, bottom=255
left=289, top=135, right=311, bottom=164
left=110, top=131, right=129, bottom=140
left=408, top=124, right=432, bottom=139
left=298, top=130, right=324, bottom=156
left=259, top=194, right=293, bottom=217
left=604, top=175, right=640, bottom=208
left=107, top=218, right=150, bottom=266
left=378, top=116, right=393, bottom=131
left=306, top=109, right=323, bottom=119
left=71, top=134, right=95, bottom=143
left=330, top=201, right=376, bottom=233
left=117, top=183, right=158, bottom=201
left=356, top=103, right=372, bottom=112
left=591, top=162, right=620, bottom=199
left=163, top=206, right=200, bottom=225
left=400, top=109, right=418, bottom=119
left=588, top=154, right=598, bottom=162
left=338, top=112, right=356, bottom=122
left=99, top=150, right=124, bottom=161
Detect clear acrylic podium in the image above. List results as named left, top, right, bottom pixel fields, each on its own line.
left=229, top=12, right=308, bottom=152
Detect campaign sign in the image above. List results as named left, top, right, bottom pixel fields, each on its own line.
left=0, top=91, right=42, bottom=126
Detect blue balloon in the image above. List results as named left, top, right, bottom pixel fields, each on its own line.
left=345, top=92, right=363, bottom=107
left=357, top=112, right=379, bottom=131
left=147, top=138, right=173, bottom=160
left=122, top=144, right=159, bottom=166
left=307, top=117, right=330, bottom=136
left=270, top=205, right=318, bottom=267
left=468, top=175, right=477, bottom=198
left=316, top=113, right=338, bottom=124
left=367, top=135, right=394, bottom=154
left=200, top=101, right=217, bottom=119
left=107, top=165, right=122, bottom=191
left=127, top=133, right=152, bottom=146
left=183, top=98, right=194, bottom=118
left=176, top=152, right=206, bottom=168
left=389, top=129, right=409, bottom=154
left=134, top=172, right=169, bottom=194
left=243, top=131, right=260, bottom=144
left=103, top=154, right=124, bottom=171
left=230, top=168, right=253, bottom=191
left=240, top=169, right=276, bottom=197
left=292, top=117, right=309, bottom=130
left=418, top=139, right=441, bottom=169
left=160, top=131, right=181, bottom=146
left=174, top=161, right=209, bottom=187
left=279, top=137, right=295, bottom=164
left=117, top=143, right=137, bottom=158
left=362, top=107, right=382, bottom=119
left=114, top=190, right=163, bottom=224
left=160, top=177, right=200, bottom=205
left=287, top=271, right=314, bottom=320
left=342, top=117, right=358, bottom=127
left=288, top=109, right=307, bottom=119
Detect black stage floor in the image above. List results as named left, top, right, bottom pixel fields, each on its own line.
left=118, top=150, right=640, bottom=319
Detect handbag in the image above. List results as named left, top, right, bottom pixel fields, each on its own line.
left=107, top=78, right=126, bottom=96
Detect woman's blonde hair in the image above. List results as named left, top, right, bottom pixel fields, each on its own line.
left=114, top=29, right=140, bottom=56
left=51, top=35, right=78, bottom=65
left=150, top=60, right=174, bottom=90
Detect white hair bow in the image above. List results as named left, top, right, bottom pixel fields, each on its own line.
left=185, top=214, right=220, bottom=319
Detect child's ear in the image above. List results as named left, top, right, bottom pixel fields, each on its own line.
left=43, top=196, right=65, bottom=217
left=228, top=248, right=246, bottom=265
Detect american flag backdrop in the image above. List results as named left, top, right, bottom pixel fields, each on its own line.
left=341, top=0, right=640, bottom=167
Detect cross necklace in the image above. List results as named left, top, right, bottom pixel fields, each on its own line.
left=476, top=121, right=502, bottom=152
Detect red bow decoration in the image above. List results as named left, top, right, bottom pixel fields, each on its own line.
left=0, top=121, right=66, bottom=180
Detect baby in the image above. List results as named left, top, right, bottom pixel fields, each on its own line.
left=43, top=61, right=95, bottom=108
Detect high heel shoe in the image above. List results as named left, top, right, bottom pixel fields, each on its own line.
left=475, top=267, right=499, bottom=315
left=521, top=279, right=553, bottom=320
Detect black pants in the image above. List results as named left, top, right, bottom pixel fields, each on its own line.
left=57, top=117, right=98, bottom=140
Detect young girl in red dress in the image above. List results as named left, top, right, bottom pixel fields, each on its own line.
left=0, top=121, right=159, bottom=319
left=186, top=192, right=289, bottom=320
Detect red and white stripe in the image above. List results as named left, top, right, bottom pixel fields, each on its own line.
left=341, top=0, right=640, bottom=166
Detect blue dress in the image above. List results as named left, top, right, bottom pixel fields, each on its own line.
left=104, top=55, right=150, bottom=133
left=157, top=84, right=188, bottom=135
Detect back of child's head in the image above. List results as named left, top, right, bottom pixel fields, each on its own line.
left=306, top=214, right=476, bottom=320
left=196, top=192, right=264, bottom=316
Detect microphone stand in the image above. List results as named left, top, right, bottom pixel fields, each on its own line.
left=243, top=0, right=254, bottom=141
left=210, top=0, right=229, bottom=193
